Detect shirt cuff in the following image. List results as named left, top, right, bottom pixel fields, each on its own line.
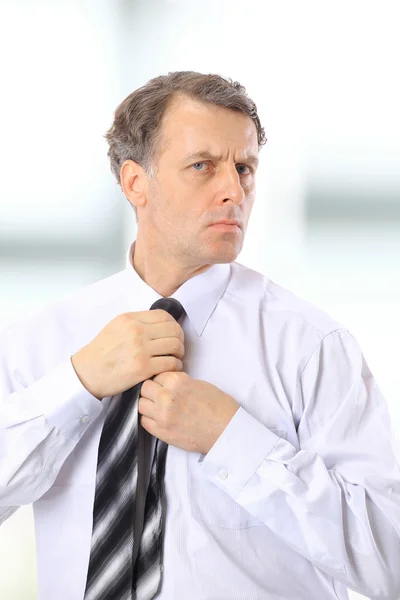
left=28, top=358, right=104, bottom=440
left=200, top=406, right=283, bottom=498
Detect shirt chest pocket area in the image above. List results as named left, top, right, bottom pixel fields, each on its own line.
left=189, top=429, right=286, bottom=529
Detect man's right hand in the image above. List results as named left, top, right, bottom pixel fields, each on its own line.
left=70, top=309, right=185, bottom=400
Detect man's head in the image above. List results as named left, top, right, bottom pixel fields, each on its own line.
left=105, top=71, right=266, bottom=271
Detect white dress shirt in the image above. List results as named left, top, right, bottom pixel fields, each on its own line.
left=1, top=240, right=400, bottom=600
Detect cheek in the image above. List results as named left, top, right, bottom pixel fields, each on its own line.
left=244, top=186, right=256, bottom=207
left=242, top=194, right=255, bottom=223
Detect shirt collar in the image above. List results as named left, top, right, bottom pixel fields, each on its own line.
left=124, top=241, right=231, bottom=337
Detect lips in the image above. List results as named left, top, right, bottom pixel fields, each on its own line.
left=213, top=221, right=241, bottom=228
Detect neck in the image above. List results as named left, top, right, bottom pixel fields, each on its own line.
left=132, top=232, right=211, bottom=297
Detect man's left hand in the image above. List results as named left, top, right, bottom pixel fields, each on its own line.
left=138, top=371, right=240, bottom=454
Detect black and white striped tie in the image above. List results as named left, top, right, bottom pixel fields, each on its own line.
left=84, top=297, right=185, bottom=600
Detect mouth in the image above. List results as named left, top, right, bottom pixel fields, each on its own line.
left=210, top=220, right=242, bottom=232
left=211, top=223, right=241, bottom=232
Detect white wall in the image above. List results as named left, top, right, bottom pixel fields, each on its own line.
left=0, top=0, right=127, bottom=243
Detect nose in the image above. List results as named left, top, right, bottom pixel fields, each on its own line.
left=216, top=165, right=245, bottom=206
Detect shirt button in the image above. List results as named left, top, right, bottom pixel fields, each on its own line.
left=218, top=468, right=228, bottom=480
left=81, top=415, right=90, bottom=424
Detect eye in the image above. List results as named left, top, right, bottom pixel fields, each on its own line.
left=192, top=162, right=207, bottom=171
left=236, top=164, right=251, bottom=175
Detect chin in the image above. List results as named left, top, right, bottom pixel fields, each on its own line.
left=208, top=243, right=242, bottom=264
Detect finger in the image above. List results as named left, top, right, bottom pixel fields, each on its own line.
left=140, top=415, right=157, bottom=435
left=149, top=337, right=185, bottom=360
left=141, top=378, right=161, bottom=398
left=135, top=309, right=177, bottom=324
left=150, top=355, right=183, bottom=373
left=148, top=321, right=184, bottom=342
left=153, top=370, right=179, bottom=385
left=138, top=397, right=156, bottom=418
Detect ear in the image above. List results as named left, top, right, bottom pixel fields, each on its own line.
left=120, top=160, right=147, bottom=209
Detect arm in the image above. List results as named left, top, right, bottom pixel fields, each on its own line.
left=0, top=302, right=184, bottom=525
left=201, top=329, right=400, bottom=599
left=0, top=330, right=103, bottom=524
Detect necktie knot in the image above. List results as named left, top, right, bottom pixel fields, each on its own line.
left=150, top=297, right=185, bottom=321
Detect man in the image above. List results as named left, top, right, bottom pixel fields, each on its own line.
left=1, top=71, right=399, bottom=600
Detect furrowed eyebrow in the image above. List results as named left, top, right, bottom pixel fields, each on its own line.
left=243, top=155, right=259, bottom=168
left=184, top=151, right=222, bottom=162
left=184, top=151, right=259, bottom=168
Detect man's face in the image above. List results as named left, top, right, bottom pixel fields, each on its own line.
left=141, top=94, right=259, bottom=267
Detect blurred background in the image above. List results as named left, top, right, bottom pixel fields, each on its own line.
left=0, top=1, right=399, bottom=598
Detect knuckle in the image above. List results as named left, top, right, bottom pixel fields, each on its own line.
left=167, top=371, right=182, bottom=386
left=117, top=313, right=135, bottom=330
left=131, top=321, right=144, bottom=337
left=117, top=312, right=131, bottom=323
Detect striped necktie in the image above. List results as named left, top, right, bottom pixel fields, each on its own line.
left=84, top=297, right=185, bottom=600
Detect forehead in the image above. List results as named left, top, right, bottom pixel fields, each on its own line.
left=159, top=94, right=259, bottom=158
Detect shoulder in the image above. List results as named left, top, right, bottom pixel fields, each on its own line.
left=230, top=261, right=345, bottom=333
left=228, top=261, right=355, bottom=361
